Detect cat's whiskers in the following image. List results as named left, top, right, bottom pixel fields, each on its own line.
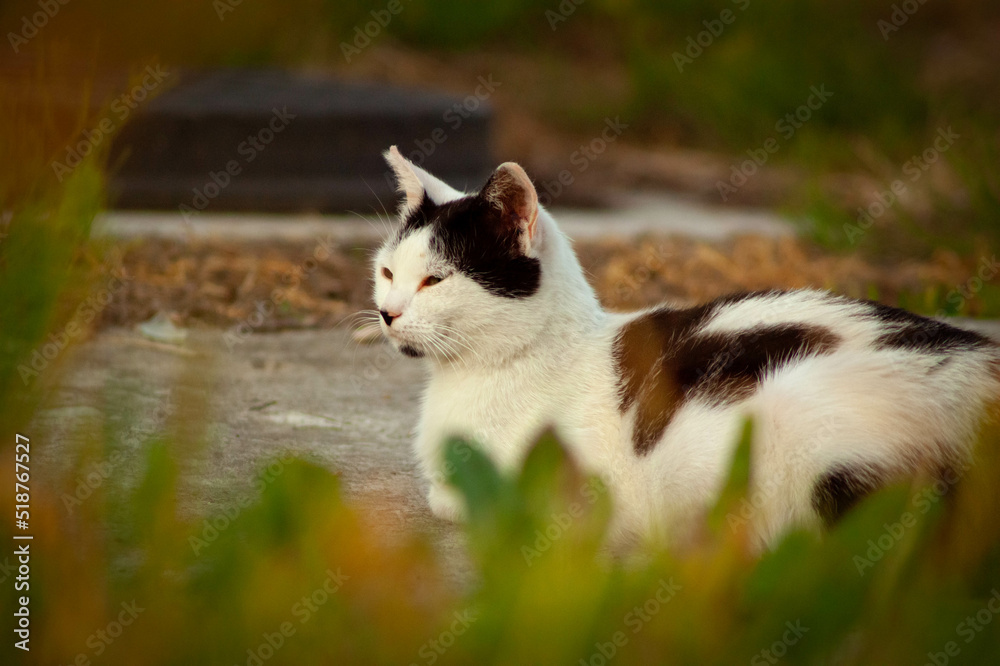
left=361, top=179, right=398, bottom=241
left=436, top=335, right=469, bottom=369
left=424, top=331, right=459, bottom=366
left=432, top=325, right=484, bottom=368
left=412, top=323, right=464, bottom=367
left=341, top=308, right=381, bottom=323
left=435, top=326, right=478, bottom=357
left=348, top=209, right=392, bottom=243
left=338, top=309, right=382, bottom=331
left=339, top=310, right=386, bottom=372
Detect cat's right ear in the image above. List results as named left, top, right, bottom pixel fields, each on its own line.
left=384, top=146, right=465, bottom=217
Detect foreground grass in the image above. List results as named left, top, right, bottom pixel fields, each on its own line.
left=4, top=393, right=1000, bottom=664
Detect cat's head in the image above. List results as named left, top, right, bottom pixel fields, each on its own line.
left=373, top=146, right=549, bottom=363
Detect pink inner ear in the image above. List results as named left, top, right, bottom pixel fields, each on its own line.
left=484, top=163, right=539, bottom=238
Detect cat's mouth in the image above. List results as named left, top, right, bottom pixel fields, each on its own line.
left=382, top=327, right=427, bottom=358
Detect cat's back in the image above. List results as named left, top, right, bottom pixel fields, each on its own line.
left=600, top=288, right=999, bottom=546
left=608, top=288, right=1000, bottom=457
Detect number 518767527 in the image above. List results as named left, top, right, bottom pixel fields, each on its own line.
left=15, top=434, right=29, bottom=527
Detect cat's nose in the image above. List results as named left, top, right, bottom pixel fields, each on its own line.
left=380, top=310, right=398, bottom=326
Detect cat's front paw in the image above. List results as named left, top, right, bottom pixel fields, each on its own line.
left=427, top=483, right=466, bottom=522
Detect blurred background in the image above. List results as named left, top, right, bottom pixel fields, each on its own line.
left=2, top=2, right=1000, bottom=665
left=3, top=0, right=999, bottom=326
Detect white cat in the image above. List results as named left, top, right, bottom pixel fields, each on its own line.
left=373, top=145, right=1000, bottom=550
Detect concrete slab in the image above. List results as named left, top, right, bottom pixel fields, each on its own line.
left=94, top=191, right=796, bottom=244
left=32, top=327, right=473, bottom=587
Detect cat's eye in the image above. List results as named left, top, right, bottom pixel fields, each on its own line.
left=381, top=267, right=393, bottom=280
left=421, top=275, right=444, bottom=289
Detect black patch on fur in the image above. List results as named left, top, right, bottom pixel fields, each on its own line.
left=812, top=466, right=883, bottom=526
left=400, top=345, right=424, bottom=358
left=396, top=187, right=541, bottom=299
left=681, top=324, right=841, bottom=405
left=613, top=303, right=720, bottom=455
left=613, top=293, right=841, bottom=455
left=861, top=300, right=992, bottom=353
left=876, top=322, right=991, bottom=353
left=863, top=300, right=927, bottom=325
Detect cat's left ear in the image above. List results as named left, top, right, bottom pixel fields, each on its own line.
left=481, top=162, right=540, bottom=255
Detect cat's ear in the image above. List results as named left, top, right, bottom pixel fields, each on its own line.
left=383, top=146, right=465, bottom=216
left=480, top=162, right=540, bottom=253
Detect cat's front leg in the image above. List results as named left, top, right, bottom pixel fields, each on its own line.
left=427, top=482, right=466, bottom=522
left=415, top=427, right=468, bottom=522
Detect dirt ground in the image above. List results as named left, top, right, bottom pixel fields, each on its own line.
left=97, top=233, right=993, bottom=334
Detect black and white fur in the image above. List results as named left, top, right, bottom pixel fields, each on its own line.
left=373, top=147, right=1000, bottom=550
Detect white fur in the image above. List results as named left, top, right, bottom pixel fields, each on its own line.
left=373, top=152, right=1000, bottom=551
